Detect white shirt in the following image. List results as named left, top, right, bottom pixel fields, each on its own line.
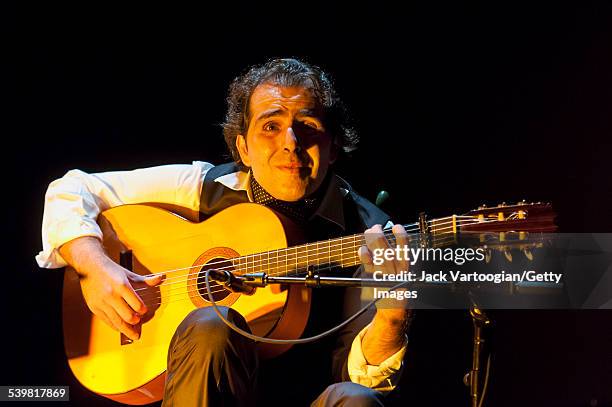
left=36, top=161, right=407, bottom=393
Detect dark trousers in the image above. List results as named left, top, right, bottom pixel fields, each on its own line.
left=161, top=307, right=385, bottom=407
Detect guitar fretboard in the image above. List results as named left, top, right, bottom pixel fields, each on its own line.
left=230, top=215, right=487, bottom=277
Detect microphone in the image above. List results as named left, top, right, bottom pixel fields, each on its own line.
left=207, top=269, right=255, bottom=295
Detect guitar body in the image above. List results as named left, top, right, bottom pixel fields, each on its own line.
left=62, top=199, right=555, bottom=404
left=62, top=203, right=311, bottom=404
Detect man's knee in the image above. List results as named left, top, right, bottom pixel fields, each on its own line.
left=171, top=306, right=244, bottom=356
left=314, top=382, right=385, bottom=407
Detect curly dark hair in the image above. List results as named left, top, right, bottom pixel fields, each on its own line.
left=222, top=58, right=358, bottom=168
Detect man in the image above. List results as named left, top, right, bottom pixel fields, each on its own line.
left=37, top=58, right=412, bottom=406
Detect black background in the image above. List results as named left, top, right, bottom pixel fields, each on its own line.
left=3, top=1, right=612, bottom=406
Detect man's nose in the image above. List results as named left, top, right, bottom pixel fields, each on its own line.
left=282, top=127, right=301, bottom=153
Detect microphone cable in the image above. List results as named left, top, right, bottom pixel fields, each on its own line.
left=204, top=269, right=411, bottom=344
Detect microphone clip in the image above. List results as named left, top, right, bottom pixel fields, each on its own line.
left=207, top=269, right=256, bottom=295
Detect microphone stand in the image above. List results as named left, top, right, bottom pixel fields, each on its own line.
left=464, top=301, right=491, bottom=407
left=208, top=267, right=415, bottom=291
left=239, top=269, right=413, bottom=289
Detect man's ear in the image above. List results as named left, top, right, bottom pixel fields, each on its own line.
left=236, top=134, right=251, bottom=167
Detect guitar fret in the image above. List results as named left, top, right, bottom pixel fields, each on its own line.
left=297, top=244, right=306, bottom=273
left=260, top=252, right=265, bottom=273
left=287, top=247, right=297, bottom=274
left=342, top=235, right=352, bottom=267
left=269, top=249, right=277, bottom=276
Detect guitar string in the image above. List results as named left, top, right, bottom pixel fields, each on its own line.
left=137, top=234, right=467, bottom=307
left=132, top=217, right=487, bottom=293
left=141, top=230, right=463, bottom=308
left=131, top=220, right=418, bottom=281
left=138, top=243, right=462, bottom=309
left=130, top=216, right=532, bottom=306
left=130, top=224, right=416, bottom=290
left=131, top=228, right=413, bottom=290
left=137, top=232, right=460, bottom=302
left=122, top=203, right=537, bottom=288
left=136, top=239, right=473, bottom=309
left=132, top=214, right=478, bottom=282
left=135, top=214, right=486, bottom=286
left=132, top=217, right=494, bottom=294
left=140, top=259, right=364, bottom=308
left=139, top=234, right=468, bottom=307
left=131, top=216, right=490, bottom=289
left=136, top=235, right=407, bottom=302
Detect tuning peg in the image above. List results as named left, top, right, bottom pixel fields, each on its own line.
left=503, top=250, right=513, bottom=262
left=523, top=249, right=533, bottom=261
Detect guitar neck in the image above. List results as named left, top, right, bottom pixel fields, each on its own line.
left=229, top=201, right=556, bottom=277
left=230, top=214, right=485, bottom=277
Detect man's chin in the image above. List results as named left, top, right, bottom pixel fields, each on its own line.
left=272, top=184, right=309, bottom=202
left=276, top=191, right=308, bottom=202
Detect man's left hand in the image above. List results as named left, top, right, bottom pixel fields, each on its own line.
left=358, top=224, right=413, bottom=365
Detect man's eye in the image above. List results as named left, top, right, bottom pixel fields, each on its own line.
left=263, top=122, right=280, bottom=132
left=300, top=119, right=325, bottom=132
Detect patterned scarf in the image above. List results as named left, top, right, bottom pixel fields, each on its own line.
left=249, top=173, right=326, bottom=224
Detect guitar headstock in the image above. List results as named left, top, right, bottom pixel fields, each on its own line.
left=461, top=200, right=557, bottom=233
left=458, top=201, right=557, bottom=262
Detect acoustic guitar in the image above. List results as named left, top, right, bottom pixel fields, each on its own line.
left=62, top=201, right=556, bottom=404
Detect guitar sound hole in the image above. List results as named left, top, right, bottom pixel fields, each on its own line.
left=197, top=258, right=232, bottom=302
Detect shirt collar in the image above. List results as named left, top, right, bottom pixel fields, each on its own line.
left=213, top=170, right=254, bottom=201
left=213, top=170, right=347, bottom=230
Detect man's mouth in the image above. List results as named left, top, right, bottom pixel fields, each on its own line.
left=276, top=164, right=309, bottom=174
left=278, top=164, right=301, bottom=172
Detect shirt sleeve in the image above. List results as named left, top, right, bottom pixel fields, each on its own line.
left=35, top=161, right=213, bottom=269
left=347, top=323, right=408, bottom=394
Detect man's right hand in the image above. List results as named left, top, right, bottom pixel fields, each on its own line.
left=59, top=236, right=164, bottom=341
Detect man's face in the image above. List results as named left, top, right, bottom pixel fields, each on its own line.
left=236, top=83, right=336, bottom=201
